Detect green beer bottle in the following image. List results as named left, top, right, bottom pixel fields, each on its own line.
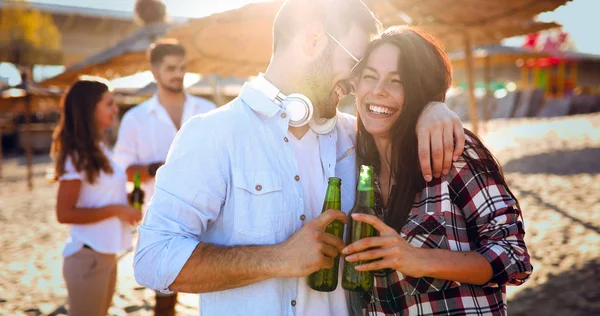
left=342, top=165, right=377, bottom=292
left=130, top=172, right=144, bottom=211
left=308, top=177, right=343, bottom=292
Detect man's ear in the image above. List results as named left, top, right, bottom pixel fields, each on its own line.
left=302, top=22, right=327, bottom=57
left=150, top=66, right=159, bottom=80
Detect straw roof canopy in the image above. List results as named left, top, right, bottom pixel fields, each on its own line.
left=448, top=43, right=600, bottom=69
left=165, top=2, right=278, bottom=78
left=373, top=0, right=567, bottom=50
left=40, top=0, right=570, bottom=85
left=165, top=0, right=568, bottom=77
left=41, top=22, right=173, bottom=88
left=0, top=85, right=62, bottom=113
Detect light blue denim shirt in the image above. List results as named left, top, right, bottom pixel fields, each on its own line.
left=133, top=82, right=358, bottom=315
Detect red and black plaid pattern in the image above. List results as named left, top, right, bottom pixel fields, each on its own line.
left=363, top=140, right=533, bottom=315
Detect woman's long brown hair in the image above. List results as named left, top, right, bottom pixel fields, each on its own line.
left=356, top=26, right=519, bottom=232
left=50, top=77, right=113, bottom=183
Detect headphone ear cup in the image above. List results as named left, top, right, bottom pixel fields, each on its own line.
left=309, top=115, right=338, bottom=135
left=285, top=93, right=313, bottom=127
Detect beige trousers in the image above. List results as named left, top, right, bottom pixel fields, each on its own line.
left=63, top=247, right=117, bottom=316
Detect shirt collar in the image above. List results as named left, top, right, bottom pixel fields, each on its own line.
left=146, top=92, right=198, bottom=115
left=239, top=74, right=284, bottom=118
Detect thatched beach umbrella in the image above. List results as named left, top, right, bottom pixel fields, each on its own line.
left=40, top=22, right=173, bottom=89
left=41, top=0, right=176, bottom=89
left=0, top=84, right=62, bottom=180
left=166, top=0, right=569, bottom=134
left=0, top=1, right=62, bottom=187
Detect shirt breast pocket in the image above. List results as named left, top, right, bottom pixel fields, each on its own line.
left=232, top=170, right=284, bottom=237
left=401, top=212, right=449, bottom=250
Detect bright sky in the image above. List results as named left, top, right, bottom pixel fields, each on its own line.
left=24, top=0, right=600, bottom=56
left=28, top=0, right=272, bottom=18
left=506, top=0, right=600, bottom=55
left=1, top=0, right=598, bottom=86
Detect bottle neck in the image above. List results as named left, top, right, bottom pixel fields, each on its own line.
left=354, top=188, right=375, bottom=208
left=134, top=173, right=141, bottom=188
left=323, top=183, right=341, bottom=211
left=324, top=186, right=340, bottom=201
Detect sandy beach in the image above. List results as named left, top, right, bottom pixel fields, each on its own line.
left=1, top=113, right=599, bottom=316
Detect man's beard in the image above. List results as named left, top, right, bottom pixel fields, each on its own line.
left=163, top=85, right=184, bottom=93
left=158, top=78, right=184, bottom=93
left=305, top=45, right=337, bottom=119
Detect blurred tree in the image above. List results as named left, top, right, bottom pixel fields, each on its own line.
left=0, top=0, right=62, bottom=67
left=134, top=0, right=167, bottom=26
left=0, top=0, right=62, bottom=188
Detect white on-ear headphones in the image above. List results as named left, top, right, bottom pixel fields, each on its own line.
left=252, top=74, right=337, bottom=134
left=283, top=93, right=313, bottom=128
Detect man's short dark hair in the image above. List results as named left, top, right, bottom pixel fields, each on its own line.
left=147, top=39, right=185, bottom=66
left=272, top=0, right=382, bottom=53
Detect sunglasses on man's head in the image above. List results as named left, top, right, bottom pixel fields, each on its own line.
left=324, top=30, right=362, bottom=66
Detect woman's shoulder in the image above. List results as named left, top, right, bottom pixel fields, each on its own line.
left=453, top=133, right=500, bottom=172
left=58, top=154, right=84, bottom=182
left=442, top=131, right=514, bottom=202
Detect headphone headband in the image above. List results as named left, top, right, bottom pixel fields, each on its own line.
left=251, top=74, right=337, bottom=134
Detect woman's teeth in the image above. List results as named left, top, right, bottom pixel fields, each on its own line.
left=368, top=104, right=396, bottom=115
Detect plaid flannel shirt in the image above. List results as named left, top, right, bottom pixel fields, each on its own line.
left=361, top=140, right=533, bottom=316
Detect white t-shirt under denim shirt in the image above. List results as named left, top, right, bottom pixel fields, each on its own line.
left=59, top=144, right=132, bottom=258
left=290, top=129, right=348, bottom=316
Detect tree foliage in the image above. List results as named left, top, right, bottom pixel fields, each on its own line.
left=0, top=0, right=62, bottom=65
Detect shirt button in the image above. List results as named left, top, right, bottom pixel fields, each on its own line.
left=300, top=214, right=306, bottom=221
left=294, top=175, right=300, bottom=181
left=291, top=300, right=297, bottom=307
left=255, top=184, right=262, bottom=191
left=283, top=137, right=289, bottom=142
left=281, top=113, right=287, bottom=119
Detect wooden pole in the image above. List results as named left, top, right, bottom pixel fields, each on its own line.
left=521, top=66, right=529, bottom=89
left=557, top=60, right=565, bottom=97
left=484, top=54, right=492, bottom=122
left=20, top=66, right=34, bottom=189
left=24, top=91, right=33, bottom=189
left=0, top=123, right=3, bottom=179
left=546, top=68, right=552, bottom=98
left=211, top=75, right=225, bottom=106
left=463, top=33, right=479, bottom=135
left=570, top=62, right=578, bottom=89
left=533, top=63, right=540, bottom=88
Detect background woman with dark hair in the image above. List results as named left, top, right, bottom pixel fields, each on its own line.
left=343, top=26, right=533, bottom=315
left=51, top=76, right=141, bottom=315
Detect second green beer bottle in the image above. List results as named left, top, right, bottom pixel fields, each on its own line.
left=130, top=172, right=144, bottom=211
left=308, top=177, right=344, bottom=292
left=342, top=165, right=377, bottom=292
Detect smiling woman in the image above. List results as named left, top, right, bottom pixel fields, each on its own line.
left=348, top=26, right=533, bottom=316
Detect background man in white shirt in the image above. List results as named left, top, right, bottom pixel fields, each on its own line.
left=134, top=1, right=465, bottom=315
left=113, top=39, right=216, bottom=316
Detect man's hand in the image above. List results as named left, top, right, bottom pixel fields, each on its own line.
left=276, top=209, right=347, bottom=278
left=416, top=101, right=465, bottom=181
left=126, top=162, right=163, bottom=182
